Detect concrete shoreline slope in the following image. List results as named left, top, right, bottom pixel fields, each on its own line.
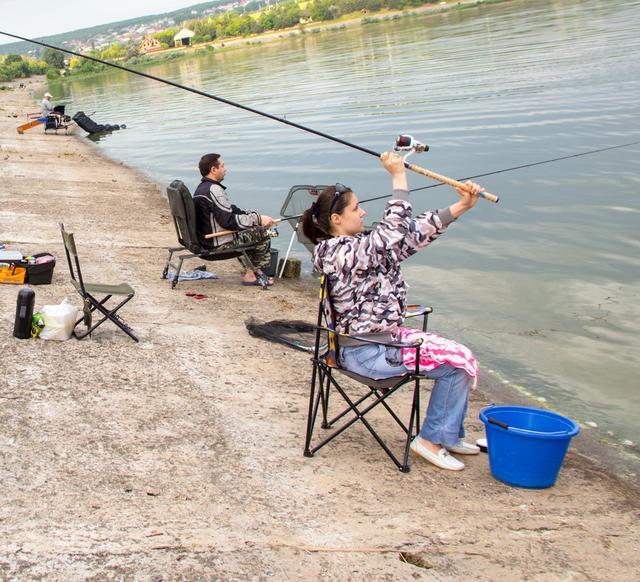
left=1, top=85, right=638, bottom=579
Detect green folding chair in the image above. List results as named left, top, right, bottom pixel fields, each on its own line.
left=60, top=223, right=138, bottom=342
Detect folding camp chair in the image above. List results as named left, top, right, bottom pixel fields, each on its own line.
left=60, top=223, right=138, bottom=342
left=304, top=276, right=433, bottom=472
left=45, top=105, right=75, bottom=134
left=162, top=180, right=269, bottom=289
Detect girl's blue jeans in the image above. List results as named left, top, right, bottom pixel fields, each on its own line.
left=340, top=344, right=472, bottom=447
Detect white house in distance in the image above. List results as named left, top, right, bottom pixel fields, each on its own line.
left=173, top=28, right=195, bottom=47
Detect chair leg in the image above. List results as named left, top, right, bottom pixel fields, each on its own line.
left=374, top=389, right=413, bottom=434
left=400, top=379, right=422, bottom=472
left=74, top=294, right=138, bottom=342
left=304, top=362, right=324, bottom=457
left=307, top=374, right=421, bottom=472
left=239, top=251, right=270, bottom=289
left=171, top=256, right=186, bottom=289
left=423, top=313, right=430, bottom=333
left=162, top=248, right=176, bottom=279
left=320, top=368, right=332, bottom=428
left=73, top=294, right=113, bottom=336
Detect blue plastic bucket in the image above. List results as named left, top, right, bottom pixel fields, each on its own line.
left=479, top=405, right=580, bottom=489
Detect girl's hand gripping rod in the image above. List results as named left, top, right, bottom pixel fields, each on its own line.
left=394, top=134, right=499, bottom=203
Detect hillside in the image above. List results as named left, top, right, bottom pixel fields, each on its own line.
left=0, top=0, right=268, bottom=56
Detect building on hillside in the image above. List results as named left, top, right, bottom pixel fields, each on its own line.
left=173, top=28, right=195, bottom=47
left=140, top=36, right=162, bottom=54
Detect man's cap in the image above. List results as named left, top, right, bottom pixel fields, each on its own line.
left=44, top=92, right=52, bottom=98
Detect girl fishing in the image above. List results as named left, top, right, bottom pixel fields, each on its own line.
left=301, top=151, right=484, bottom=471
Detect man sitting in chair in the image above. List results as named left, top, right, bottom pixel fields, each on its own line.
left=41, top=92, right=55, bottom=118
left=41, top=92, right=69, bottom=131
left=193, top=153, right=276, bottom=286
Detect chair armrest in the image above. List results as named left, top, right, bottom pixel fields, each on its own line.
left=406, top=304, right=433, bottom=317
left=346, top=335, right=423, bottom=349
left=312, top=324, right=423, bottom=349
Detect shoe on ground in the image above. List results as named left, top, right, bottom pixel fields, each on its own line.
left=410, top=438, right=465, bottom=471
left=446, top=439, right=481, bottom=455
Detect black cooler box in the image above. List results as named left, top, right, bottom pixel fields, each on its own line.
left=26, top=253, right=56, bottom=284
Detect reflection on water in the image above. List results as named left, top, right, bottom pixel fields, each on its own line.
left=85, top=128, right=126, bottom=143
left=55, top=0, right=640, bottom=450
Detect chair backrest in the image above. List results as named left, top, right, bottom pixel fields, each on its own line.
left=60, top=223, right=86, bottom=294
left=166, top=180, right=202, bottom=254
left=316, top=275, right=339, bottom=367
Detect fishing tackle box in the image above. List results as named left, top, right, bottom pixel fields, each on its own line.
left=0, top=252, right=56, bottom=285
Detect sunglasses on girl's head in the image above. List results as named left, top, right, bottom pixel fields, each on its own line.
left=329, top=183, right=351, bottom=215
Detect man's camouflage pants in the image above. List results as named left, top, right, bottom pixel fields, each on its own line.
left=216, top=228, right=272, bottom=271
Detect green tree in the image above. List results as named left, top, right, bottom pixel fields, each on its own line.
left=27, top=60, right=47, bottom=75
left=42, top=47, right=65, bottom=69
left=4, top=54, right=24, bottom=65
left=101, top=42, right=124, bottom=60
left=0, top=60, right=29, bottom=79
left=154, top=28, right=178, bottom=46
left=310, top=0, right=333, bottom=21
left=124, top=40, right=140, bottom=61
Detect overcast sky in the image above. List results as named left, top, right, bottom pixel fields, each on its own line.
left=0, top=0, right=199, bottom=45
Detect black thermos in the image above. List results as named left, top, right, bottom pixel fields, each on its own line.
left=13, top=288, right=35, bottom=339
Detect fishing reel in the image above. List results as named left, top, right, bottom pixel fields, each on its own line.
left=394, top=134, right=429, bottom=161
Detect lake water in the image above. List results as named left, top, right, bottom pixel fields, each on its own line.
left=53, top=0, right=640, bottom=452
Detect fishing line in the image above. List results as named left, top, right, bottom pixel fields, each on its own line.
left=359, top=139, right=640, bottom=204
left=3, top=31, right=635, bottom=204
left=0, top=31, right=381, bottom=158
left=1, top=31, right=504, bottom=202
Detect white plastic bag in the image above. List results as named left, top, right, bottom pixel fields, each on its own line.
left=40, top=298, right=78, bottom=341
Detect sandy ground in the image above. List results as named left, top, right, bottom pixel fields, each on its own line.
left=1, top=85, right=639, bottom=580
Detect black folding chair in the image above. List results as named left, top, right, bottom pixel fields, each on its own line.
left=304, top=276, right=432, bottom=472
left=60, top=223, right=138, bottom=342
left=161, top=180, right=269, bottom=289
left=45, top=105, right=74, bottom=134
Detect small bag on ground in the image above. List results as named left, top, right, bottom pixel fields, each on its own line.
left=39, top=299, right=78, bottom=341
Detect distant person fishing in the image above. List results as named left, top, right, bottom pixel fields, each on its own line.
left=41, top=92, right=55, bottom=118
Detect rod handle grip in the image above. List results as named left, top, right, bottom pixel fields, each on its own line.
left=204, top=218, right=283, bottom=239
left=406, top=162, right=500, bottom=204
left=478, top=190, right=499, bottom=203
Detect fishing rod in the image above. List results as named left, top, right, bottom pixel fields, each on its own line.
left=0, top=30, right=499, bottom=203
left=360, top=139, right=640, bottom=204
left=206, top=134, right=639, bottom=277
left=207, top=135, right=640, bottom=238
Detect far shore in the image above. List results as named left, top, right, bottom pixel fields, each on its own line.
left=175, top=0, right=502, bottom=55
left=1, top=84, right=639, bottom=578
left=57, top=0, right=511, bottom=78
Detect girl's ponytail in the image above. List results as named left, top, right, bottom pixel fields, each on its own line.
left=300, top=185, right=353, bottom=245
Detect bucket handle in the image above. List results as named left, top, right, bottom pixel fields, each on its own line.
left=487, top=417, right=509, bottom=430
left=487, top=417, right=567, bottom=436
